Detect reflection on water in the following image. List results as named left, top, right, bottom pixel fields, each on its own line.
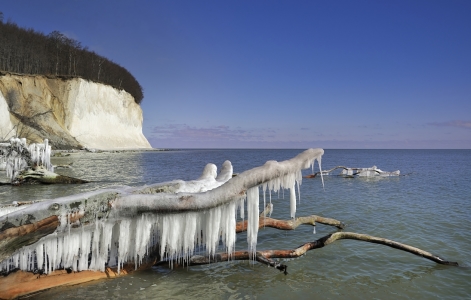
left=2, top=149, right=470, bottom=299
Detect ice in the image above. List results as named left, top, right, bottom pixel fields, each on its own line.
left=318, top=156, right=324, bottom=189
left=135, top=160, right=234, bottom=195
left=247, top=187, right=259, bottom=259
left=239, top=198, right=245, bottom=220
left=0, top=148, right=324, bottom=274
left=28, top=139, right=52, bottom=171
left=339, top=166, right=400, bottom=177
left=0, top=205, right=27, bottom=217
left=0, top=138, right=53, bottom=181
left=118, top=219, right=132, bottom=273
left=3, top=138, right=29, bottom=180
left=216, top=160, right=233, bottom=182
left=290, top=183, right=296, bottom=218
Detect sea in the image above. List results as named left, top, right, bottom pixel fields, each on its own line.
left=0, top=149, right=470, bottom=299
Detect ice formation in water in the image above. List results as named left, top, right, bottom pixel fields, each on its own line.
left=315, top=165, right=400, bottom=177
left=0, top=144, right=8, bottom=171
left=0, top=138, right=53, bottom=181
left=28, top=139, right=52, bottom=171
left=0, top=148, right=323, bottom=275
left=340, top=166, right=400, bottom=177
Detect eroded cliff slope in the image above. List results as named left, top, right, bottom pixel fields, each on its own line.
left=0, top=73, right=151, bottom=149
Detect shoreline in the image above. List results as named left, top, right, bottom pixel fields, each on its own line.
left=51, top=148, right=175, bottom=154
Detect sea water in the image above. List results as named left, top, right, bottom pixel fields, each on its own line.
left=1, top=149, right=470, bottom=299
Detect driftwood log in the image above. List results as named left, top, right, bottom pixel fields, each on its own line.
left=12, top=167, right=89, bottom=185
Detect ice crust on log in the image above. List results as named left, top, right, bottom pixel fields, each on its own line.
left=0, top=148, right=323, bottom=275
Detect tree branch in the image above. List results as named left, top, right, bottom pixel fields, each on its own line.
left=236, top=215, right=345, bottom=233
left=182, top=231, right=458, bottom=269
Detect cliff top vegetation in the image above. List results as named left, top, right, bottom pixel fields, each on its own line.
left=0, top=13, right=143, bottom=104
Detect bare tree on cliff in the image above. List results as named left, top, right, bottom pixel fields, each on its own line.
left=0, top=17, right=144, bottom=104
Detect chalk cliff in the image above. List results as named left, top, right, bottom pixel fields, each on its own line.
left=0, top=73, right=151, bottom=149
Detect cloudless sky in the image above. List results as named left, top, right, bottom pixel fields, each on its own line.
left=2, top=0, right=470, bottom=148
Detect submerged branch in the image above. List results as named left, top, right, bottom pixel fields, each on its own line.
left=185, top=231, right=459, bottom=268
left=236, top=215, right=345, bottom=233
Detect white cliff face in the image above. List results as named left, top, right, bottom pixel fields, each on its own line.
left=0, top=73, right=151, bottom=149
left=65, top=79, right=150, bottom=149
left=0, top=92, right=15, bottom=141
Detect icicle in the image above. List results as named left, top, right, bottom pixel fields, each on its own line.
left=318, top=156, right=324, bottom=190
left=290, top=183, right=296, bottom=219
left=222, top=201, right=236, bottom=258
left=108, top=222, right=120, bottom=268
left=246, top=187, right=259, bottom=260
left=118, top=219, right=132, bottom=274
left=134, top=214, right=153, bottom=269
left=36, top=243, right=44, bottom=272
left=78, top=228, right=92, bottom=271
left=239, top=198, right=245, bottom=220
left=262, top=183, right=267, bottom=218
left=88, top=221, right=102, bottom=271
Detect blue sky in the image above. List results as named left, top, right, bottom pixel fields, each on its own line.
left=2, top=0, right=470, bottom=148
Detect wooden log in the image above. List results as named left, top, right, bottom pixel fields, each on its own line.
left=0, top=258, right=158, bottom=300
left=16, top=167, right=89, bottom=184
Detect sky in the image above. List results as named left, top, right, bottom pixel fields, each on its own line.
left=1, top=0, right=470, bottom=148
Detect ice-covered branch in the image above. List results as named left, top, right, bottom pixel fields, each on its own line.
left=0, top=149, right=323, bottom=274
left=116, top=148, right=323, bottom=213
